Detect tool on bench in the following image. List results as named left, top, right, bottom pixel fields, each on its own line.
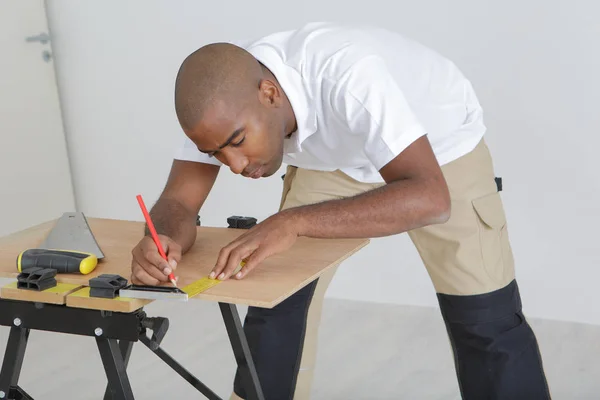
left=89, top=274, right=128, bottom=299
left=118, top=214, right=256, bottom=302
left=227, top=215, right=257, bottom=229
left=16, top=267, right=57, bottom=291
left=16, top=212, right=104, bottom=275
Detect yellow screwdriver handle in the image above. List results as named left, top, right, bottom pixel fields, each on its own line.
left=17, top=249, right=98, bottom=274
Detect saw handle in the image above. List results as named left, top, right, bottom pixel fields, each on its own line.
left=17, top=249, right=98, bottom=274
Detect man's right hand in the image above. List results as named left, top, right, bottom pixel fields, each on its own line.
left=131, top=235, right=182, bottom=285
left=129, top=159, right=220, bottom=285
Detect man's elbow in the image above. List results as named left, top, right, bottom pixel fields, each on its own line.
left=428, top=185, right=451, bottom=225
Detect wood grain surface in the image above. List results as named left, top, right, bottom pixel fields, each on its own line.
left=0, top=217, right=369, bottom=308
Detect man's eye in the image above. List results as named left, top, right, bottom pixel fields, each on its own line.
left=231, top=137, right=245, bottom=147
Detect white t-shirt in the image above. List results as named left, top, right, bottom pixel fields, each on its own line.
left=175, top=22, right=486, bottom=183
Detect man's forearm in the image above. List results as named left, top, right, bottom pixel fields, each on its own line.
left=146, top=197, right=198, bottom=253
left=287, top=177, right=450, bottom=239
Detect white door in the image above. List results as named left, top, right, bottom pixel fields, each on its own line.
left=0, top=1, right=75, bottom=237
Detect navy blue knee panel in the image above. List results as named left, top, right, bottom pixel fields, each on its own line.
left=437, top=280, right=551, bottom=400
left=233, top=280, right=318, bottom=400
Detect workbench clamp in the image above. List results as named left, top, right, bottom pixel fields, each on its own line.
left=17, top=267, right=57, bottom=291
left=89, top=274, right=128, bottom=299
left=227, top=216, right=257, bottom=229
left=138, top=311, right=170, bottom=350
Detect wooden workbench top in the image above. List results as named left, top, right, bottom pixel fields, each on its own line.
left=0, top=217, right=369, bottom=308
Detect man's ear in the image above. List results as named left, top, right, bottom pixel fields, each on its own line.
left=258, top=79, right=282, bottom=107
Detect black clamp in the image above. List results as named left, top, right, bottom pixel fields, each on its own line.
left=89, top=274, right=128, bottom=299
left=227, top=216, right=257, bottom=229
left=17, top=267, right=57, bottom=291
left=138, top=311, right=170, bottom=350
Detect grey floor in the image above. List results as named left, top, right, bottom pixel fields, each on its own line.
left=1, top=296, right=598, bottom=399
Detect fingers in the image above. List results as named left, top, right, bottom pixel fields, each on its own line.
left=131, top=262, right=161, bottom=286
left=235, top=248, right=268, bottom=279
left=163, top=237, right=182, bottom=273
left=130, top=236, right=175, bottom=286
left=211, top=241, right=234, bottom=279
left=145, top=249, right=172, bottom=276
left=133, top=246, right=170, bottom=282
left=211, top=241, right=256, bottom=280
left=213, top=242, right=234, bottom=277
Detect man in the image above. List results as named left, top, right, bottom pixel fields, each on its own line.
left=130, top=22, right=550, bottom=399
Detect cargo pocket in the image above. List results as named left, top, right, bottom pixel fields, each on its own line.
left=472, top=192, right=513, bottom=286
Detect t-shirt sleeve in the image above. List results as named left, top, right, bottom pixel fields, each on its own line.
left=173, top=134, right=222, bottom=166
left=331, top=55, right=428, bottom=171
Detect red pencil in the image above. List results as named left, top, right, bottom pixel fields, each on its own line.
left=136, top=194, right=177, bottom=287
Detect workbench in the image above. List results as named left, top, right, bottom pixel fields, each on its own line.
left=0, top=217, right=368, bottom=400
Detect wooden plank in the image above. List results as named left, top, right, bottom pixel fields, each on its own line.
left=1, top=217, right=370, bottom=308
left=0, top=282, right=81, bottom=305
left=66, top=287, right=151, bottom=313
left=180, top=237, right=368, bottom=308
left=0, top=277, right=15, bottom=290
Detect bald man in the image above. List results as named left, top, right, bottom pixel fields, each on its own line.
left=130, top=22, right=550, bottom=400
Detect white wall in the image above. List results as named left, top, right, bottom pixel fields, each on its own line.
left=45, top=0, right=600, bottom=325
left=0, top=1, right=76, bottom=237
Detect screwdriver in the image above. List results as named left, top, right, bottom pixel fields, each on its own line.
left=136, top=194, right=178, bottom=287
left=17, top=248, right=98, bottom=274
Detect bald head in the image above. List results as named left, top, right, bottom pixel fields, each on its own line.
left=174, top=43, right=264, bottom=131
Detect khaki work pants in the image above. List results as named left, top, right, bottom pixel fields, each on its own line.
left=231, top=138, right=548, bottom=399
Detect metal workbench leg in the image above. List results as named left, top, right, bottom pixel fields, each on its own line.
left=0, top=326, right=30, bottom=400
left=139, top=335, right=222, bottom=400
left=7, top=386, right=34, bottom=400
left=96, top=337, right=134, bottom=400
left=103, top=340, right=134, bottom=400
left=219, top=303, right=265, bottom=400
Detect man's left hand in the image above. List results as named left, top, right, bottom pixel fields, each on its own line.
left=210, top=211, right=302, bottom=280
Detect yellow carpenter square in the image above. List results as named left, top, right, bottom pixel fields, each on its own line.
left=182, top=277, right=221, bottom=298
left=0, top=282, right=81, bottom=305
left=183, top=260, right=246, bottom=299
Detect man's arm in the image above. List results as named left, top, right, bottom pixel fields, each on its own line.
left=148, top=160, right=220, bottom=253
left=211, top=135, right=451, bottom=281
left=287, top=135, right=451, bottom=239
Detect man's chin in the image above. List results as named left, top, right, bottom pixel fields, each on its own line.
left=262, top=163, right=282, bottom=178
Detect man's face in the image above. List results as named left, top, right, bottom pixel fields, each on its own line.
left=187, top=98, right=285, bottom=179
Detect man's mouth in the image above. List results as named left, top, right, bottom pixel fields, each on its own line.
left=244, top=166, right=264, bottom=179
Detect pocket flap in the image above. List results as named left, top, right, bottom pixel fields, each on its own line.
left=472, top=192, right=506, bottom=229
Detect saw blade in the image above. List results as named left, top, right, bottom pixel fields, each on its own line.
left=39, top=212, right=105, bottom=259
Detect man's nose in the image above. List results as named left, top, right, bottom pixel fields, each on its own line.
left=225, top=152, right=249, bottom=175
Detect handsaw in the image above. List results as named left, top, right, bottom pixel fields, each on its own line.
left=17, top=212, right=105, bottom=274
left=38, top=212, right=104, bottom=259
